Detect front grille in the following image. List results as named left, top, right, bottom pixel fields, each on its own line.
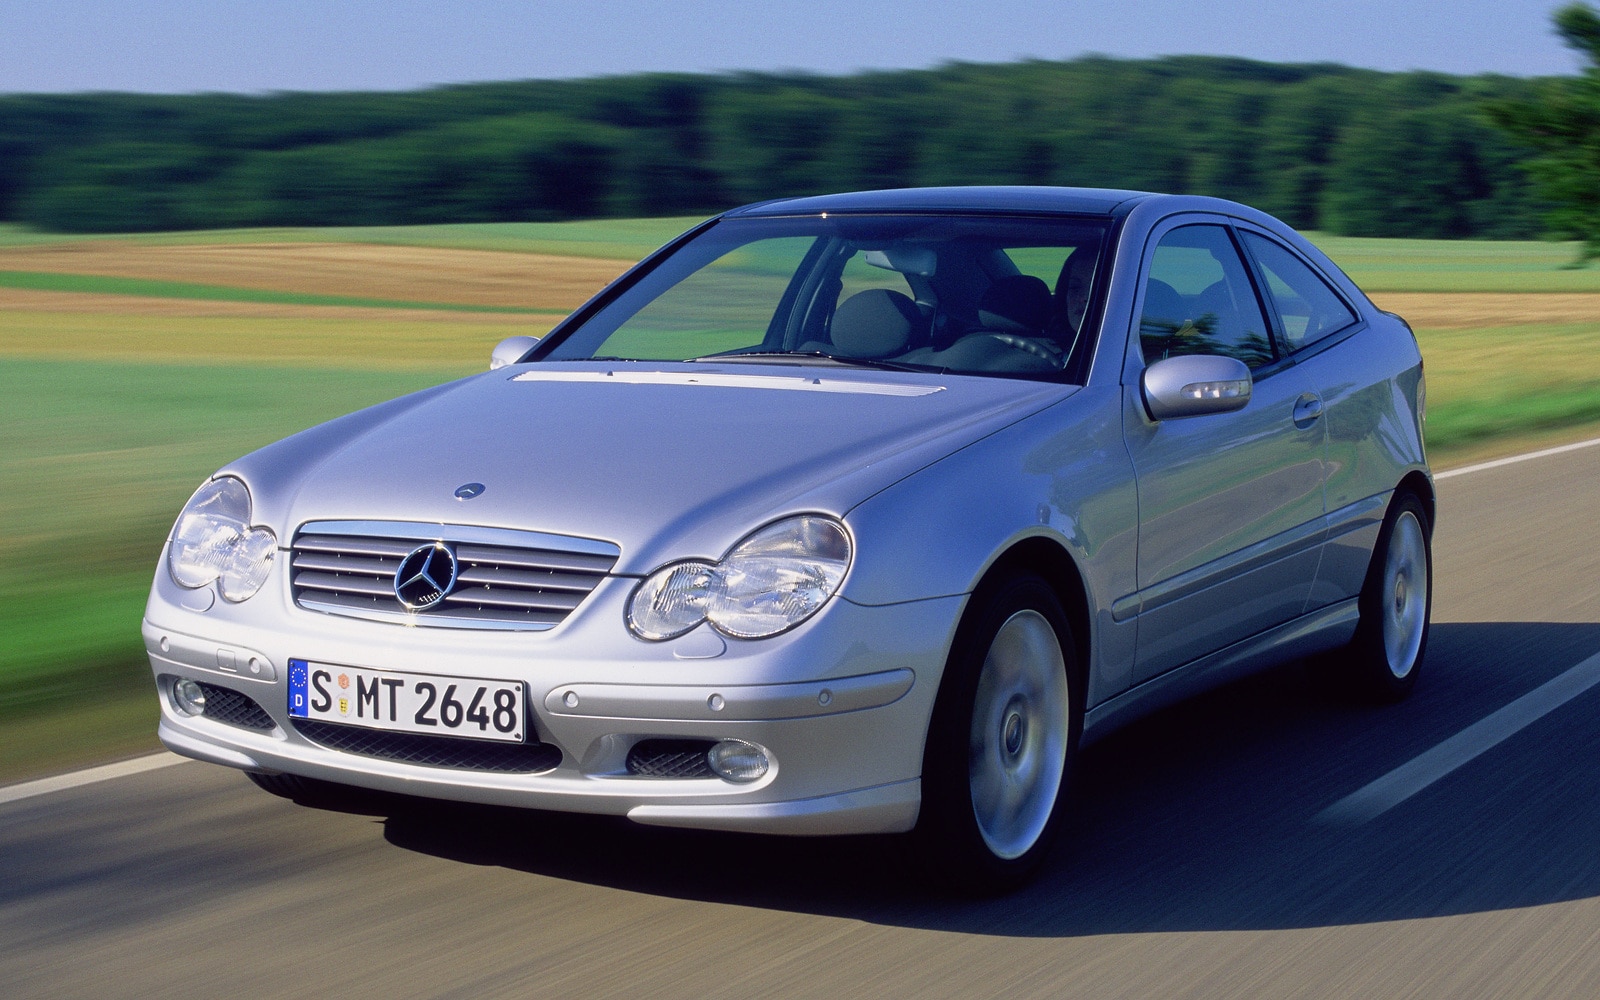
left=626, top=739, right=716, bottom=778
left=290, top=521, right=619, bottom=630
left=292, top=719, right=562, bottom=774
left=198, top=683, right=276, bottom=731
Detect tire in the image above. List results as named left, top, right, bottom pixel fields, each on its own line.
left=1347, top=492, right=1432, bottom=702
left=917, top=575, right=1081, bottom=893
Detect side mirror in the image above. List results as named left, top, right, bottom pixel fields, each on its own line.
left=1141, top=354, right=1252, bottom=420
left=490, top=335, right=540, bottom=371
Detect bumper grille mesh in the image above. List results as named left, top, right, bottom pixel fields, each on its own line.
left=198, top=683, right=276, bottom=731
left=626, top=739, right=716, bottom=778
left=290, top=522, right=618, bottom=630
left=292, top=719, right=562, bottom=774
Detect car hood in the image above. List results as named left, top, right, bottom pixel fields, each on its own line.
left=225, top=363, right=1074, bottom=573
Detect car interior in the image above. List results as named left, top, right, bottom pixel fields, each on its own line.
left=799, top=240, right=1103, bottom=376
left=547, top=217, right=1113, bottom=379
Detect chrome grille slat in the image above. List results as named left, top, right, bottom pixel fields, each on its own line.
left=442, top=587, right=585, bottom=612
left=291, top=522, right=618, bottom=631
left=298, top=592, right=569, bottom=626
left=298, top=593, right=390, bottom=612
left=291, top=552, right=398, bottom=576
left=294, top=535, right=418, bottom=558
left=454, top=543, right=616, bottom=574
left=453, top=565, right=602, bottom=592
left=420, top=605, right=567, bottom=625
left=293, top=570, right=397, bottom=598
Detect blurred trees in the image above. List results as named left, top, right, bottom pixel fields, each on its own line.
left=1486, top=2, right=1600, bottom=257
left=0, top=56, right=1552, bottom=237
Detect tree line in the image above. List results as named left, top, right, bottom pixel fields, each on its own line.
left=0, top=55, right=1556, bottom=239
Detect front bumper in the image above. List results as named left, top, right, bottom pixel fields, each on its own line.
left=144, top=568, right=962, bottom=836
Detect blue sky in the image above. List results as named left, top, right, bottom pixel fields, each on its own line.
left=0, top=0, right=1580, bottom=94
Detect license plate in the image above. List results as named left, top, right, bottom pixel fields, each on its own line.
left=288, top=659, right=526, bottom=743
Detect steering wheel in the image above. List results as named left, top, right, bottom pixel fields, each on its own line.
left=989, top=334, right=1064, bottom=366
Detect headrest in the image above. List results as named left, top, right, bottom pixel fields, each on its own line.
left=1141, top=279, right=1187, bottom=328
left=978, top=274, right=1052, bottom=333
left=830, top=289, right=920, bottom=358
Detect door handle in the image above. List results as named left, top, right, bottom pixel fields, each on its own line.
left=1293, top=393, right=1323, bottom=427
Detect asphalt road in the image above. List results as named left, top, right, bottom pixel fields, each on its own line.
left=6, top=443, right=1600, bottom=999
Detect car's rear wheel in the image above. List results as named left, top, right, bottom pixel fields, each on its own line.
left=918, top=575, right=1080, bottom=892
left=1347, top=492, right=1432, bottom=701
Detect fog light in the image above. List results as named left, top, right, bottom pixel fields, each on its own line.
left=172, top=678, right=207, bottom=717
left=707, top=739, right=769, bottom=782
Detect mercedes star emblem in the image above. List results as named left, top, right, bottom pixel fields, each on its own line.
left=394, top=542, right=459, bottom=610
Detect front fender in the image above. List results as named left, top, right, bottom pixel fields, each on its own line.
left=840, top=386, right=1139, bottom=700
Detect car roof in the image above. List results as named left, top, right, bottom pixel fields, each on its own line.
left=722, top=186, right=1158, bottom=219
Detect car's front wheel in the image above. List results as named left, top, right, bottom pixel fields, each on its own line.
left=1347, top=491, right=1432, bottom=701
left=918, top=575, right=1080, bottom=892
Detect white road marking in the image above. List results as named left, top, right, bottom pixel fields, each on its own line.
left=1436, top=435, right=1600, bottom=480
left=0, top=752, right=188, bottom=807
left=1316, top=650, right=1600, bottom=826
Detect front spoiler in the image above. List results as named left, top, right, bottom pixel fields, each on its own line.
left=158, top=720, right=922, bottom=836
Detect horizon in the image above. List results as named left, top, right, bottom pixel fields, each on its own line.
left=0, top=50, right=1571, bottom=101
left=0, top=0, right=1580, bottom=96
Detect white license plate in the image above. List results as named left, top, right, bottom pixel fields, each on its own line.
left=288, top=659, right=526, bottom=743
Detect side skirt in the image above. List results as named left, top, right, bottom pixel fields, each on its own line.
left=1081, top=598, right=1359, bottom=746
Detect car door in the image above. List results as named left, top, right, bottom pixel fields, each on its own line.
left=1234, top=225, right=1391, bottom=612
left=1121, top=220, right=1329, bottom=683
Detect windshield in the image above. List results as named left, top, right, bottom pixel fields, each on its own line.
left=536, top=214, right=1111, bottom=381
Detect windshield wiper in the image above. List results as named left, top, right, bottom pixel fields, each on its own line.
left=688, top=350, right=940, bottom=374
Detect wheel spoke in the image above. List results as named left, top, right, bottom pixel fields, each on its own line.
left=967, top=609, right=1069, bottom=860
left=1380, top=510, right=1428, bottom=678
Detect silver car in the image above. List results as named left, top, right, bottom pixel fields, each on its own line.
left=144, top=187, right=1431, bottom=889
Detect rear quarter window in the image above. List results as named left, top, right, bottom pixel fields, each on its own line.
left=1241, top=232, right=1358, bottom=352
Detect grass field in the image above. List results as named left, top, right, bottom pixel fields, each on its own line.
left=1, top=358, right=475, bottom=779
left=0, top=270, right=554, bottom=314
left=1310, top=234, right=1600, bottom=293
left=3, top=218, right=1599, bottom=782
left=0, top=218, right=701, bottom=259
left=9, top=218, right=1600, bottom=289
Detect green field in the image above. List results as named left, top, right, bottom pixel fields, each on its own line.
left=0, top=218, right=701, bottom=259
left=9, top=219, right=1600, bottom=290
left=3, top=218, right=1599, bottom=783
left=2, top=359, right=472, bottom=684
left=0, top=358, right=475, bottom=778
left=0, top=270, right=556, bottom=313
left=1309, top=234, right=1600, bottom=293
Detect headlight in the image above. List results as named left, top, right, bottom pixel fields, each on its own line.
left=219, top=527, right=277, bottom=602
left=627, top=515, right=851, bottom=641
left=168, top=476, right=278, bottom=602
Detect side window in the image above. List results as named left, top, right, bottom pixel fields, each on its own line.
left=1140, top=225, right=1274, bottom=369
left=1240, top=232, right=1358, bottom=352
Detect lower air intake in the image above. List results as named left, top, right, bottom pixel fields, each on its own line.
left=292, top=719, right=562, bottom=774
left=198, top=683, right=276, bottom=731
left=626, top=739, right=716, bottom=778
